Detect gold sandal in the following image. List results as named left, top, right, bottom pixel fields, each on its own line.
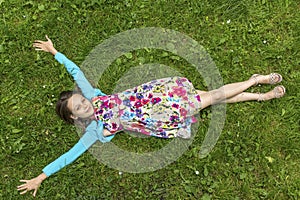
left=251, top=73, right=283, bottom=86
left=258, top=85, right=286, bottom=101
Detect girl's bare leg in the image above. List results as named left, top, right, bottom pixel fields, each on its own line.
left=198, top=90, right=259, bottom=103
left=197, top=74, right=283, bottom=109
left=221, top=92, right=260, bottom=103
left=197, top=86, right=285, bottom=104
left=199, top=79, right=256, bottom=109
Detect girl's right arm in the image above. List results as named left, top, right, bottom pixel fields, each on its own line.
left=16, top=138, right=92, bottom=196
left=17, top=121, right=109, bottom=196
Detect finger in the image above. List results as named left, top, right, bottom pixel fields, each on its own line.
left=33, top=189, right=37, bottom=197
left=32, top=43, right=40, bottom=48
left=33, top=43, right=46, bottom=49
left=17, top=185, right=27, bottom=190
left=17, top=183, right=27, bottom=188
left=17, top=187, right=27, bottom=191
left=33, top=44, right=44, bottom=50
left=19, top=180, right=28, bottom=183
left=33, top=42, right=44, bottom=47
left=17, top=187, right=24, bottom=190
left=46, top=35, right=50, bottom=40
left=34, top=40, right=45, bottom=44
left=20, top=190, right=28, bottom=195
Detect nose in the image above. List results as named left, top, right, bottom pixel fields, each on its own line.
left=82, top=103, right=87, bottom=109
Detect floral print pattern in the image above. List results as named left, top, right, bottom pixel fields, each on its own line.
left=92, top=77, right=202, bottom=138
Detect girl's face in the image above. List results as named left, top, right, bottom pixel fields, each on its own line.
left=67, top=94, right=94, bottom=120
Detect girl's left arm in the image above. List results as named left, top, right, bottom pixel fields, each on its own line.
left=33, top=36, right=105, bottom=100
left=54, top=52, right=105, bottom=99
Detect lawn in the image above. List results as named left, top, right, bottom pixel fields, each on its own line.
left=0, top=0, right=299, bottom=199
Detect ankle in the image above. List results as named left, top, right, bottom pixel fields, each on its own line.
left=249, top=78, right=257, bottom=86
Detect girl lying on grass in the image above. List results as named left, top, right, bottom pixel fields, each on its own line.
left=17, top=36, right=286, bottom=196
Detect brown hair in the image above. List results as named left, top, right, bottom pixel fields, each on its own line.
left=56, top=91, right=75, bottom=124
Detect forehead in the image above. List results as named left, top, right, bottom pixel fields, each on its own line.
left=67, top=93, right=83, bottom=108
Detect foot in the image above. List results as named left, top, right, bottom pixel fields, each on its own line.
left=251, top=73, right=283, bottom=86
left=258, top=85, right=286, bottom=101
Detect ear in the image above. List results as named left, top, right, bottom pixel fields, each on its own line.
left=70, top=114, right=78, bottom=120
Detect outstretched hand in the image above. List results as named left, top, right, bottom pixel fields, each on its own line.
left=33, top=35, right=58, bottom=55
left=17, top=173, right=47, bottom=197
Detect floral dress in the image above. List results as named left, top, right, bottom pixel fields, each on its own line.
left=92, top=77, right=202, bottom=138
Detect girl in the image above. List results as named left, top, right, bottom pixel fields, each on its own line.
left=17, top=36, right=285, bottom=196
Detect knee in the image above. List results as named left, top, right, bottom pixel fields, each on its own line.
left=199, top=89, right=225, bottom=109
left=210, top=90, right=225, bottom=104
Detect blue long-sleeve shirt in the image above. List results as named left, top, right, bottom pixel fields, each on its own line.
left=42, top=52, right=115, bottom=177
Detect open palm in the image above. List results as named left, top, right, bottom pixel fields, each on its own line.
left=33, top=35, right=57, bottom=55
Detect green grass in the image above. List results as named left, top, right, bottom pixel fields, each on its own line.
left=1, top=0, right=299, bottom=199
